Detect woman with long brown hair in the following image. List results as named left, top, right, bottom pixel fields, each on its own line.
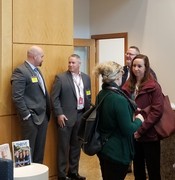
left=122, top=54, right=164, bottom=180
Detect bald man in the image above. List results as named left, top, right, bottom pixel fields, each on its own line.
left=11, top=45, right=51, bottom=163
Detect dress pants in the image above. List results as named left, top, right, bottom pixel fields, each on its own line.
left=133, top=140, right=161, bottom=180
left=98, top=154, right=129, bottom=180
left=57, top=112, right=83, bottom=178
left=21, top=115, right=48, bottom=163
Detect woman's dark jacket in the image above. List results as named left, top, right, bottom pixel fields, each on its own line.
left=122, top=79, right=164, bottom=141
left=97, top=83, right=142, bottom=165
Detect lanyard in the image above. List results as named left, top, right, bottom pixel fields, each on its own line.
left=73, top=74, right=84, bottom=109
left=73, top=74, right=83, bottom=97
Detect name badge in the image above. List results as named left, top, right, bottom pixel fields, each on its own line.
left=79, top=97, right=84, bottom=105
left=86, top=90, right=91, bottom=96
left=31, top=76, right=38, bottom=83
left=78, top=97, right=84, bottom=109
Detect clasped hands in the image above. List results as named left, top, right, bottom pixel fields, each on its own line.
left=134, top=108, right=144, bottom=139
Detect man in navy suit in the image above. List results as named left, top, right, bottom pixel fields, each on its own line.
left=11, top=45, right=51, bottom=164
left=51, top=54, right=91, bottom=180
left=121, top=46, right=157, bottom=88
left=121, top=46, right=140, bottom=87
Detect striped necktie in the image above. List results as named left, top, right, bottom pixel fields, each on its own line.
left=34, top=68, right=45, bottom=94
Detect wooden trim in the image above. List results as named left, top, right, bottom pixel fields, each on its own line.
left=91, top=32, right=127, bottom=40
left=91, top=32, right=128, bottom=60
left=74, top=39, right=96, bottom=104
left=91, top=32, right=128, bottom=94
left=74, top=38, right=94, bottom=46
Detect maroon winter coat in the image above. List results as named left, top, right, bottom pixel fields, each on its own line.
left=122, top=79, right=164, bottom=141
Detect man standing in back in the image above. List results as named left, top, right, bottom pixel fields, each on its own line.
left=121, top=46, right=157, bottom=87
left=121, top=46, right=140, bottom=87
left=51, top=54, right=91, bottom=180
left=11, top=45, right=51, bottom=164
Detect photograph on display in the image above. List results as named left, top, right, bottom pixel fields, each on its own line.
left=0, top=143, right=12, bottom=160
left=12, top=140, right=31, bottom=168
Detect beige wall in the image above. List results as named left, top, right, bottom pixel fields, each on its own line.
left=87, top=0, right=175, bottom=102
left=0, top=0, right=73, bottom=178
left=89, top=0, right=175, bottom=102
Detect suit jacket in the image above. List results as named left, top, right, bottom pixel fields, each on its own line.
left=121, top=65, right=129, bottom=87
left=11, top=62, right=51, bottom=125
left=51, top=70, right=91, bottom=127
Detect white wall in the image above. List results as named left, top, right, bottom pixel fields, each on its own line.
left=74, top=0, right=175, bottom=102
left=74, top=0, right=90, bottom=38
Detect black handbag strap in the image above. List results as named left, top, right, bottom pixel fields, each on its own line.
left=95, top=92, right=111, bottom=109
left=95, top=92, right=114, bottom=143
left=105, top=86, right=137, bottom=111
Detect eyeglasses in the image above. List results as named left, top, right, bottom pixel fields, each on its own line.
left=125, top=53, right=136, bottom=56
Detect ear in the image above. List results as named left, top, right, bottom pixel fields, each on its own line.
left=33, top=55, right=37, bottom=60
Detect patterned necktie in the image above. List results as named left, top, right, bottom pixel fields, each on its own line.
left=34, top=68, right=45, bottom=94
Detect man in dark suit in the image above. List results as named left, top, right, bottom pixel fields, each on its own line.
left=51, top=54, right=91, bottom=180
left=11, top=45, right=51, bottom=164
left=121, top=46, right=157, bottom=88
left=121, top=46, right=140, bottom=87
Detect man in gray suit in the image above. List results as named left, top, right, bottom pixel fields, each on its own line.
left=51, top=54, right=91, bottom=180
left=121, top=46, right=157, bottom=88
left=11, top=45, right=51, bottom=164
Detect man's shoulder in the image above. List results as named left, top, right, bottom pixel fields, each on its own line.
left=14, top=62, right=28, bottom=71
left=56, top=71, right=69, bottom=78
left=123, top=65, right=129, bottom=72
left=12, top=62, right=33, bottom=79
left=81, top=72, right=90, bottom=78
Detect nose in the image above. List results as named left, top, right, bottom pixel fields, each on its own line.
left=134, top=66, right=139, bottom=71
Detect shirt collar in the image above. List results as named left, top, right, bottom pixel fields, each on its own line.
left=25, top=60, right=36, bottom=70
left=71, top=72, right=81, bottom=77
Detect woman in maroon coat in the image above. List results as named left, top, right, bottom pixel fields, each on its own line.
left=122, top=54, right=164, bottom=180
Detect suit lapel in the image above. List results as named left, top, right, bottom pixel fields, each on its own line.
left=24, top=61, right=35, bottom=76
left=24, top=62, right=46, bottom=95
left=66, top=71, right=77, bottom=98
left=81, top=73, right=86, bottom=94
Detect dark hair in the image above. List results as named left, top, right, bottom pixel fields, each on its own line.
left=129, top=54, right=153, bottom=92
left=129, top=46, right=140, bottom=54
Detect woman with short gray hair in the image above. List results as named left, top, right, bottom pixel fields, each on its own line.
left=94, top=61, right=144, bottom=180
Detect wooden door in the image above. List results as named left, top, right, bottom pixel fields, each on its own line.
left=74, top=39, right=96, bottom=104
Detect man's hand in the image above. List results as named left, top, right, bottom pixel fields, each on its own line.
left=57, top=115, right=68, bottom=128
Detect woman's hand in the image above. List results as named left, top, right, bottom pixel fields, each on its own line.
left=134, top=131, right=141, bottom=139
left=135, top=113, right=144, bottom=122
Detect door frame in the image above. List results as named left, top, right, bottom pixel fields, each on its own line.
left=74, top=33, right=128, bottom=101
left=91, top=32, right=128, bottom=94
left=91, top=32, right=128, bottom=64
left=74, top=38, right=96, bottom=104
